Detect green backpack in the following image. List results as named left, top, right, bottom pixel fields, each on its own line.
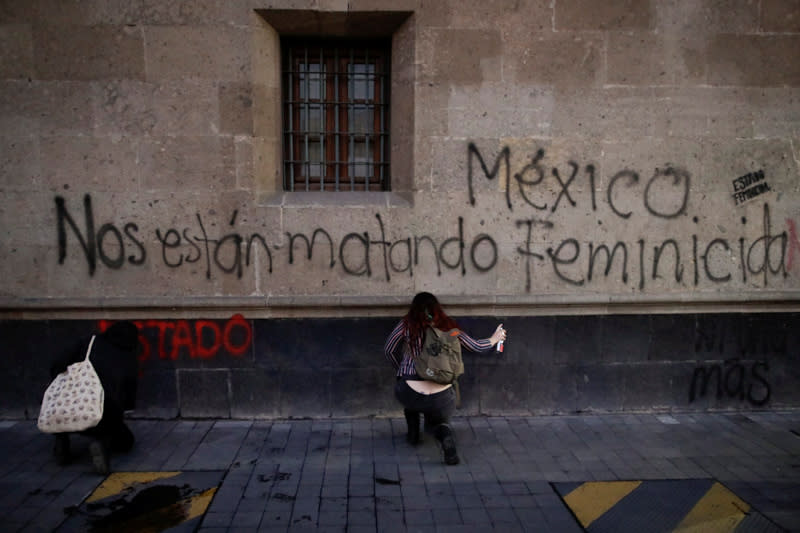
left=415, top=326, right=464, bottom=385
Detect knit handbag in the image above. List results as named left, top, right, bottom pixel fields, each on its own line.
left=37, top=336, right=104, bottom=433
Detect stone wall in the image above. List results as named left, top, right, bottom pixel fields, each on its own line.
left=2, top=313, right=797, bottom=419
left=1, top=0, right=799, bottom=417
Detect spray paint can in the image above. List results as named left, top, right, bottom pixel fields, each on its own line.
left=496, top=340, right=504, bottom=352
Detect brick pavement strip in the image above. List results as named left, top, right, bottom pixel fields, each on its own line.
left=0, top=411, right=798, bottom=532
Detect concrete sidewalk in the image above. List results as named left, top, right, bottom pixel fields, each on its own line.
left=1, top=411, right=799, bottom=532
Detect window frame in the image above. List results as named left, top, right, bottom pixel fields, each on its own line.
left=282, top=38, right=391, bottom=192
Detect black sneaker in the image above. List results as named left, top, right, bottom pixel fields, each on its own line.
left=89, top=440, right=110, bottom=475
left=436, top=425, right=460, bottom=465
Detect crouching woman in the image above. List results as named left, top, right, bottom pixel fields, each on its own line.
left=383, top=292, right=505, bottom=465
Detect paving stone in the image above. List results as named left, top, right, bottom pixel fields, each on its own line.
left=0, top=413, right=798, bottom=531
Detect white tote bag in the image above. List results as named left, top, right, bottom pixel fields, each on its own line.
left=37, top=335, right=104, bottom=433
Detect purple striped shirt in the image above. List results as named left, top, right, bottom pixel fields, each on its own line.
left=383, top=320, right=495, bottom=378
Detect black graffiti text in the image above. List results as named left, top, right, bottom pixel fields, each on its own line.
left=467, top=143, right=690, bottom=219
left=689, top=359, right=771, bottom=406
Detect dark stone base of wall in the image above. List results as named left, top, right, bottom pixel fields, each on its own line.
left=2, top=312, right=797, bottom=419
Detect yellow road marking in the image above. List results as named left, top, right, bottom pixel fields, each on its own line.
left=564, top=481, right=642, bottom=528
left=674, top=482, right=751, bottom=532
left=86, top=471, right=182, bottom=503
left=185, top=487, right=218, bottom=520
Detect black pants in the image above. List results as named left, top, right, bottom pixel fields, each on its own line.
left=81, top=401, right=135, bottom=452
left=394, top=380, right=455, bottom=430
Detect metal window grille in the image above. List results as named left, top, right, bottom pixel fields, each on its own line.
left=282, top=39, right=390, bottom=192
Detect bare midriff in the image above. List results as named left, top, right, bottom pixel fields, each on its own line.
left=406, top=380, right=452, bottom=395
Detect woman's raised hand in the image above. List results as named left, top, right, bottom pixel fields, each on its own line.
left=490, top=324, right=506, bottom=345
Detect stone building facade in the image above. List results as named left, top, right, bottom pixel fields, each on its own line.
left=1, top=0, right=799, bottom=419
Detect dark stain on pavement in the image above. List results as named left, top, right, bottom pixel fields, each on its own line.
left=85, top=484, right=189, bottom=533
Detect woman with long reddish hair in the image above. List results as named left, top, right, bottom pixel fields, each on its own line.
left=384, top=292, right=505, bottom=465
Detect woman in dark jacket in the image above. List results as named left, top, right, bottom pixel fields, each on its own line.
left=384, top=292, right=505, bottom=465
left=49, top=320, right=140, bottom=474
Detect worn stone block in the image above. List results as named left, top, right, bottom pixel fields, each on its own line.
left=136, top=369, right=179, bottom=418
left=390, top=80, right=415, bottom=139
left=477, top=363, right=531, bottom=416
left=337, top=317, right=396, bottom=369
left=0, top=137, right=40, bottom=190
left=607, top=32, right=704, bottom=87
left=251, top=14, right=281, bottom=87
left=0, top=192, right=55, bottom=246
left=654, top=0, right=760, bottom=34
left=348, top=0, right=417, bottom=11
left=575, top=364, right=625, bottom=412
left=746, top=313, right=793, bottom=358
left=418, top=28, right=502, bottom=85
left=447, top=84, right=555, bottom=138
left=179, top=369, right=230, bottom=417
left=279, top=366, right=331, bottom=417
left=763, top=353, right=800, bottom=408
left=552, top=88, right=657, bottom=140
left=554, top=315, right=603, bottom=364
left=653, top=87, right=758, bottom=138
left=0, top=320, right=44, bottom=417
left=694, top=313, right=747, bottom=356
left=391, top=134, right=415, bottom=192
left=555, top=0, right=652, bottom=30
left=391, top=15, right=415, bottom=82
left=220, top=82, right=253, bottom=135
left=752, top=88, right=800, bottom=138
left=138, top=136, right=236, bottom=192
left=317, top=0, right=349, bottom=11
left=22, top=81, right=95, bottom=137
left=252, top=136, right=282, bottom=193
left=33, top=24, right=145, bottom=80
left=504, top=31, right=602, bottom=88
left=125, top=0, right=250, bottom=26
left=253, top=319, right=336, bottom=371
left=622, top=362, right=688, bottom=410
left=0, top=81, right=39, bottom=136
left=40, top=136, right=140, bottom=190
left=760, top=0, right=800, bottom=32
left=0, top=25, right=33, bottom=79
left=601, top=315, right=651, bottom=363
left=708, top=35, right=800, bottom=87
left=417, top=0, right=550, bottom=31
left=144, top=25, right=250, bottom=82
left=648, top=314, right=696, bottom=361
left=455, top=370, right=480, bottom=415
left=527, top=363, right=577, bottom=414
left=94, top=79, right=219, bottom=137
left=331, top=367, right=394, bottom=416
left=414, top=84, right=448, bottom=139
left=230, top=368, right=281, bottom=418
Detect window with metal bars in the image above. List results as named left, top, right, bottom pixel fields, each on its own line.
left=282, top=39, right=390, bottom=192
